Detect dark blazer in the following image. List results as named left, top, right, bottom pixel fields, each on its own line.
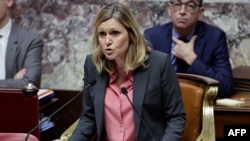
left=69, top=50, right=186, bottom=141
left=0, top=23, right=43, bottom=88
left=144, top=21, right=233, bottom=98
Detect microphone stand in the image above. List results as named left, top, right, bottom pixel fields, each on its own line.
left=25, top=80, right=96, bottom=141
left=121, top=87, right=157, bottom=141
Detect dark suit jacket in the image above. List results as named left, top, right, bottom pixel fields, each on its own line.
left=144, top=21, right=233, bottom=98
left=0, top=22, right=43, bottom=88
left=69, top=50, right=186, bottom=141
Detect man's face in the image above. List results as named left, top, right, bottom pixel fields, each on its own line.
left=167, top=0, right=204, bottom=32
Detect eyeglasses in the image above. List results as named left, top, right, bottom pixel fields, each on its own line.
left=170, top=1, right=201, bottom=12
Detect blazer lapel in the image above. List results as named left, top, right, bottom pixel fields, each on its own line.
left=160, top=23, right=173, bottom=54
left=194, top=38, right=205, bottom=58
left=92, top=66, right=149, bottom=139
left=5, top=24, right=19, bottom=78
left=93, top=73, right=108, bottom=138
left=133, top=66, right=149, bottom=138
left=193, top=22, right=206, bottom=61
left=166, top=23, right=174, bottom=54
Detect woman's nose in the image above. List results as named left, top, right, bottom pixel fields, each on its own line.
left=105, top=35, right=112, bottom=45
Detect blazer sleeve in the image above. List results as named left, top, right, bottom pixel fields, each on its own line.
left=69, top=55, right=97, bottom=141
left=159, top=53, right=186, bottom=141
left=0, top=32, right=43, bottom=88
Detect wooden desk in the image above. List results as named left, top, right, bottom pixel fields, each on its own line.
left=39, top=98, right=59, bottom=111
left=40, top=89, right=81, bottom=141
left=0, top=88, right=40, bottom=139
left=214, top=93, right=250, bottom=139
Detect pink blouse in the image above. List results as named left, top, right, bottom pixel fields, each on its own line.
left=104, top=70, right=136, bottom=141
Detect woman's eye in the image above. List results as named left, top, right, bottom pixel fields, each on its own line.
left=98, top=32, right=106, bottom=37
left=111, top=31, right=120, bottom=36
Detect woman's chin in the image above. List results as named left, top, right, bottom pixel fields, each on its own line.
left=105, top=56, right=115, bottom=61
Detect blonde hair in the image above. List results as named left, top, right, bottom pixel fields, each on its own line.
left=92, top=3, right=151, bottom=74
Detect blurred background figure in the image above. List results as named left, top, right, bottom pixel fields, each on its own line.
left=0, top=0, right=43, bottom=88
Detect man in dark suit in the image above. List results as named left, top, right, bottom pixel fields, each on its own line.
left=0, top=0, right=43, bottom=88
left=144, top=0, right=233, bottom=98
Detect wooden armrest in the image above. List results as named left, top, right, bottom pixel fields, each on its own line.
left=177, top=73, right=219, bottom=141
left=60, top=119, right=79, bottom=141
left=60, top=118, right=97, bottom=141
left=177, top=73, right=219, bottom=86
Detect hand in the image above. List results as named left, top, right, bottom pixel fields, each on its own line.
left=14, top=68, right=27, bottom=79
left=172, top=35, right=197, bottom=65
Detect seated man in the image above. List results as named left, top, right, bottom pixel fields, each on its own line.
left=144, top=0, right=232, bottom=98
left=0, top=0, right=43, bottom=88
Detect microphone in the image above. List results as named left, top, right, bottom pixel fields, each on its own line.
left=25, top=79, right=97, bottom=141
left=121, top=87, right=157, bottom=141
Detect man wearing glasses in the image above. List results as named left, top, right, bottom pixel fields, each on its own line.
left=144, top=0, right=233, bottom=98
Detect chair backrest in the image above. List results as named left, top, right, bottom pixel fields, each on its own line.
left=177, top=73, right=219, bottom=141
left=0, top=88, right=40, bottom=140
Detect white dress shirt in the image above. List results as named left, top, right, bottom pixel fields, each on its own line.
left=0, top=19, right=12, bottom=79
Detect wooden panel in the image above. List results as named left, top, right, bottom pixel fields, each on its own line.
left=214, top=92, right=250, bottom=139
left=0, top=88, right=40, bottom=139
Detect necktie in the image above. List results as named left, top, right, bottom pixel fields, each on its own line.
left=178, top=37, right=189, bottom=43
left=171, top=37, right=189, bottom=71
left=171, top=49, right=177, bottom=70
